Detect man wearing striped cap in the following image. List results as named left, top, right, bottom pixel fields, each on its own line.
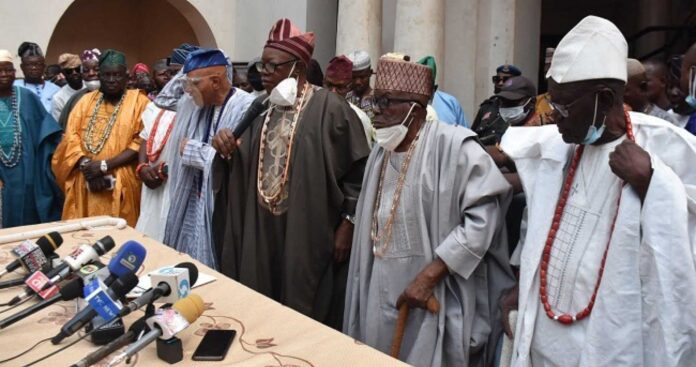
left=344, top=55, right=513, bottom=367
left=213, top=18, right=370, bottom=329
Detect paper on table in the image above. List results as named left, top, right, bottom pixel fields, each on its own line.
left=127, top=271, right=217, bottom=298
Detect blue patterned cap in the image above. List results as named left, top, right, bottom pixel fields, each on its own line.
left=183, top=48, right=229, bottom=73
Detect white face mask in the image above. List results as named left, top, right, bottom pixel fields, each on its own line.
left=84, top=80, right=101, bottom=91
left=581, top=93, right=606, bottom=145
left=499, top=99, right=530, bottom=125
left=375, top=103, right=417, bottom=151
left=269, top=62, right=298, bottom=106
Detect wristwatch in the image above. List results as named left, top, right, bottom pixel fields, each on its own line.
left=100, top=160, right=108, bottom=173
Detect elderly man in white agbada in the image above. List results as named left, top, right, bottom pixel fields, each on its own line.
left=500, top=15, right=696, bottom=366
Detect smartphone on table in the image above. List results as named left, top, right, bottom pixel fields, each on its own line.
left=191, top=329, right=237, bottom=361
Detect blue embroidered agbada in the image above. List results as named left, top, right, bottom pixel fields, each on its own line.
left=0, top=86, right=63, bottom=227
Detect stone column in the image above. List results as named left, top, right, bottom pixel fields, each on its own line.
left=393, top=0, right=445, bottom=84
left=336, top=0, right=382, bottom=67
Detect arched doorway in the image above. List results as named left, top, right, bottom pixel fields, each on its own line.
left=45, top=0, right=216, bottom=67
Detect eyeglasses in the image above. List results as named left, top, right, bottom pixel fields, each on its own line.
left=62, top=67, right=80, bottom=75
left=183, top=73, right=223, bottom=92
left=325, top=80, right=352, bottom=94
left=255, top=59, right=298, bottom=73
left=492, top=75, right=510, bottom=84
left=375, top=96, right=421, bottom=109
left=548, top=91, right=597, bottom=118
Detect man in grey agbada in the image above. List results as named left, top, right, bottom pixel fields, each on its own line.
left=344, top=55, right=514, bottom=367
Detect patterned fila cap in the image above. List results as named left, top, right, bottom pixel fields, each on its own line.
left=264, top=18, right=315, bottom=66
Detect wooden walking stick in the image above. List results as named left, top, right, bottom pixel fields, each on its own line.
left=390, top=296, right=440, bottom=359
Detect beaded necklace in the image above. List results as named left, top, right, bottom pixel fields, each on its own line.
left=0, top=87, right=23, bottom=168
left=256, top=83, right=311, bottom=213
left=84, top=92, right=126, bottom=155
left=540, top=110, right=635, bottom=325
left=370, top=119, right=427, bottom=257
left=146, top=109, right=175, bottom=163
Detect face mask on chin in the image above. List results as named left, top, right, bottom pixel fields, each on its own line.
left=375, top=102, right=417, bottom=151
left=269, top=62, right=298, bottom=106
left=84, top=80, right=100, bottom=91
left=581, top=93, right=606, bottom=145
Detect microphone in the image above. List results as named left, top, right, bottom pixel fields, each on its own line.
left=119, top=262, right=198, bottom=317
left=232, top=98, right=267, bottom=138
left=101, top=240, right=148, bottom=286
left=7, top=236, right=115, bottom=305
left=71, top=316, right=149, bottom=367
left=0, top=260, right=54, bottom=290
left=0, top=232, right=63, bottom=278
left=0, top=264, right=102, bottom=329
left=51, top=272, right=139, bottom=345
left=107, top=294, right=205, bottom=366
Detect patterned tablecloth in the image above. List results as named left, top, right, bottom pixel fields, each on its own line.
left=0, top=217, right=408, bottom=367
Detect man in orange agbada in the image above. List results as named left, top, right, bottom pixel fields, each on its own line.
left=52, top=49, right=148, bottom=225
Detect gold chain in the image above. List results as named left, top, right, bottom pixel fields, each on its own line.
left=84, top=92, right=126, bottom=155
left=370, top=119, right=427, bottom=257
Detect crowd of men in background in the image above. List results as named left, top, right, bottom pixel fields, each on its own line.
left=0, top=14, right=694, bottom=367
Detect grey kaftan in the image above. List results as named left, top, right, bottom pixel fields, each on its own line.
left=344, top=120, right=515, bottom=367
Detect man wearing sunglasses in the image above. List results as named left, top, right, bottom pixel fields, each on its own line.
left=499, top=16, right=696, bottom=366
left=344, top=55, right=513, bottom=367
left=51, top=53, right=84, bottom=120
left=212, top=18, right=370, bottom=331
left=472, top=64, right=522, bottom=138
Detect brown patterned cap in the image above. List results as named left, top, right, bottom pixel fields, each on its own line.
left=374, top=57, right=432, bottom=101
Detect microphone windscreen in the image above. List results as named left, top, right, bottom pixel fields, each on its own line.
left=174, top=262, right=199, bottom=286
left=111, top=272, right=139, bottom=298
left=172, top=293, right=204, bottom=324
left=36, top=232, right=63, bottom=254
left=96, top=236, right=116, bottom=254
left=60, top=279, right=84, bottom=301
left=107, top=241, right=147, bottom=277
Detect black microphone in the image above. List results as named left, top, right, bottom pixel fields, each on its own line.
left=7, top=236, right=115, bottom=306
left=0, top=264, right=102, bottom=329
left=232, top=98, right=267, bottom=138
left=71, top=316, right=149, bottom=367
left=51, top=272, right=139, bottom=345
left=119, top=263, right=199, bottom=317
left=0, top=278, right=82, bottom=329
left=0, top=232, right=63, bottom=278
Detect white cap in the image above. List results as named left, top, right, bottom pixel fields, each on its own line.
left=347, top=50, right=371, bottom=71
left=0, top=50, right=13, bottom=63
left=546, top=16, right=627, bottom=83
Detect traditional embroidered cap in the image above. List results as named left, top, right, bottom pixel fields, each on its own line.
left=171, top=43, right=199, bottom=66
left=347, top=50, right=371, bottom=71
left=496, top=64, right=522, bottom=76
left=0, top=50, right=14, bottom=63
left=81, top=48, right=101, bottom=62
left=375, top=56, right=433, bottom=104
left=58, top=53, right=81, bottom=69
left=99, top=49, right=127, bottom=68
left=496, top=76, right=537, bottom=100
left=626, top=58, right=645, bottom=79
left=264, top=18, right=315, bottom=66
left=547, top=15, right=627, bottom=83
left=131, top=63, right=150, bottom=75
left=325, top=55, right=353, bottom=82
left=183, top=48, right=229, bottom=73
left=18, top=42, right=43, bottom=58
